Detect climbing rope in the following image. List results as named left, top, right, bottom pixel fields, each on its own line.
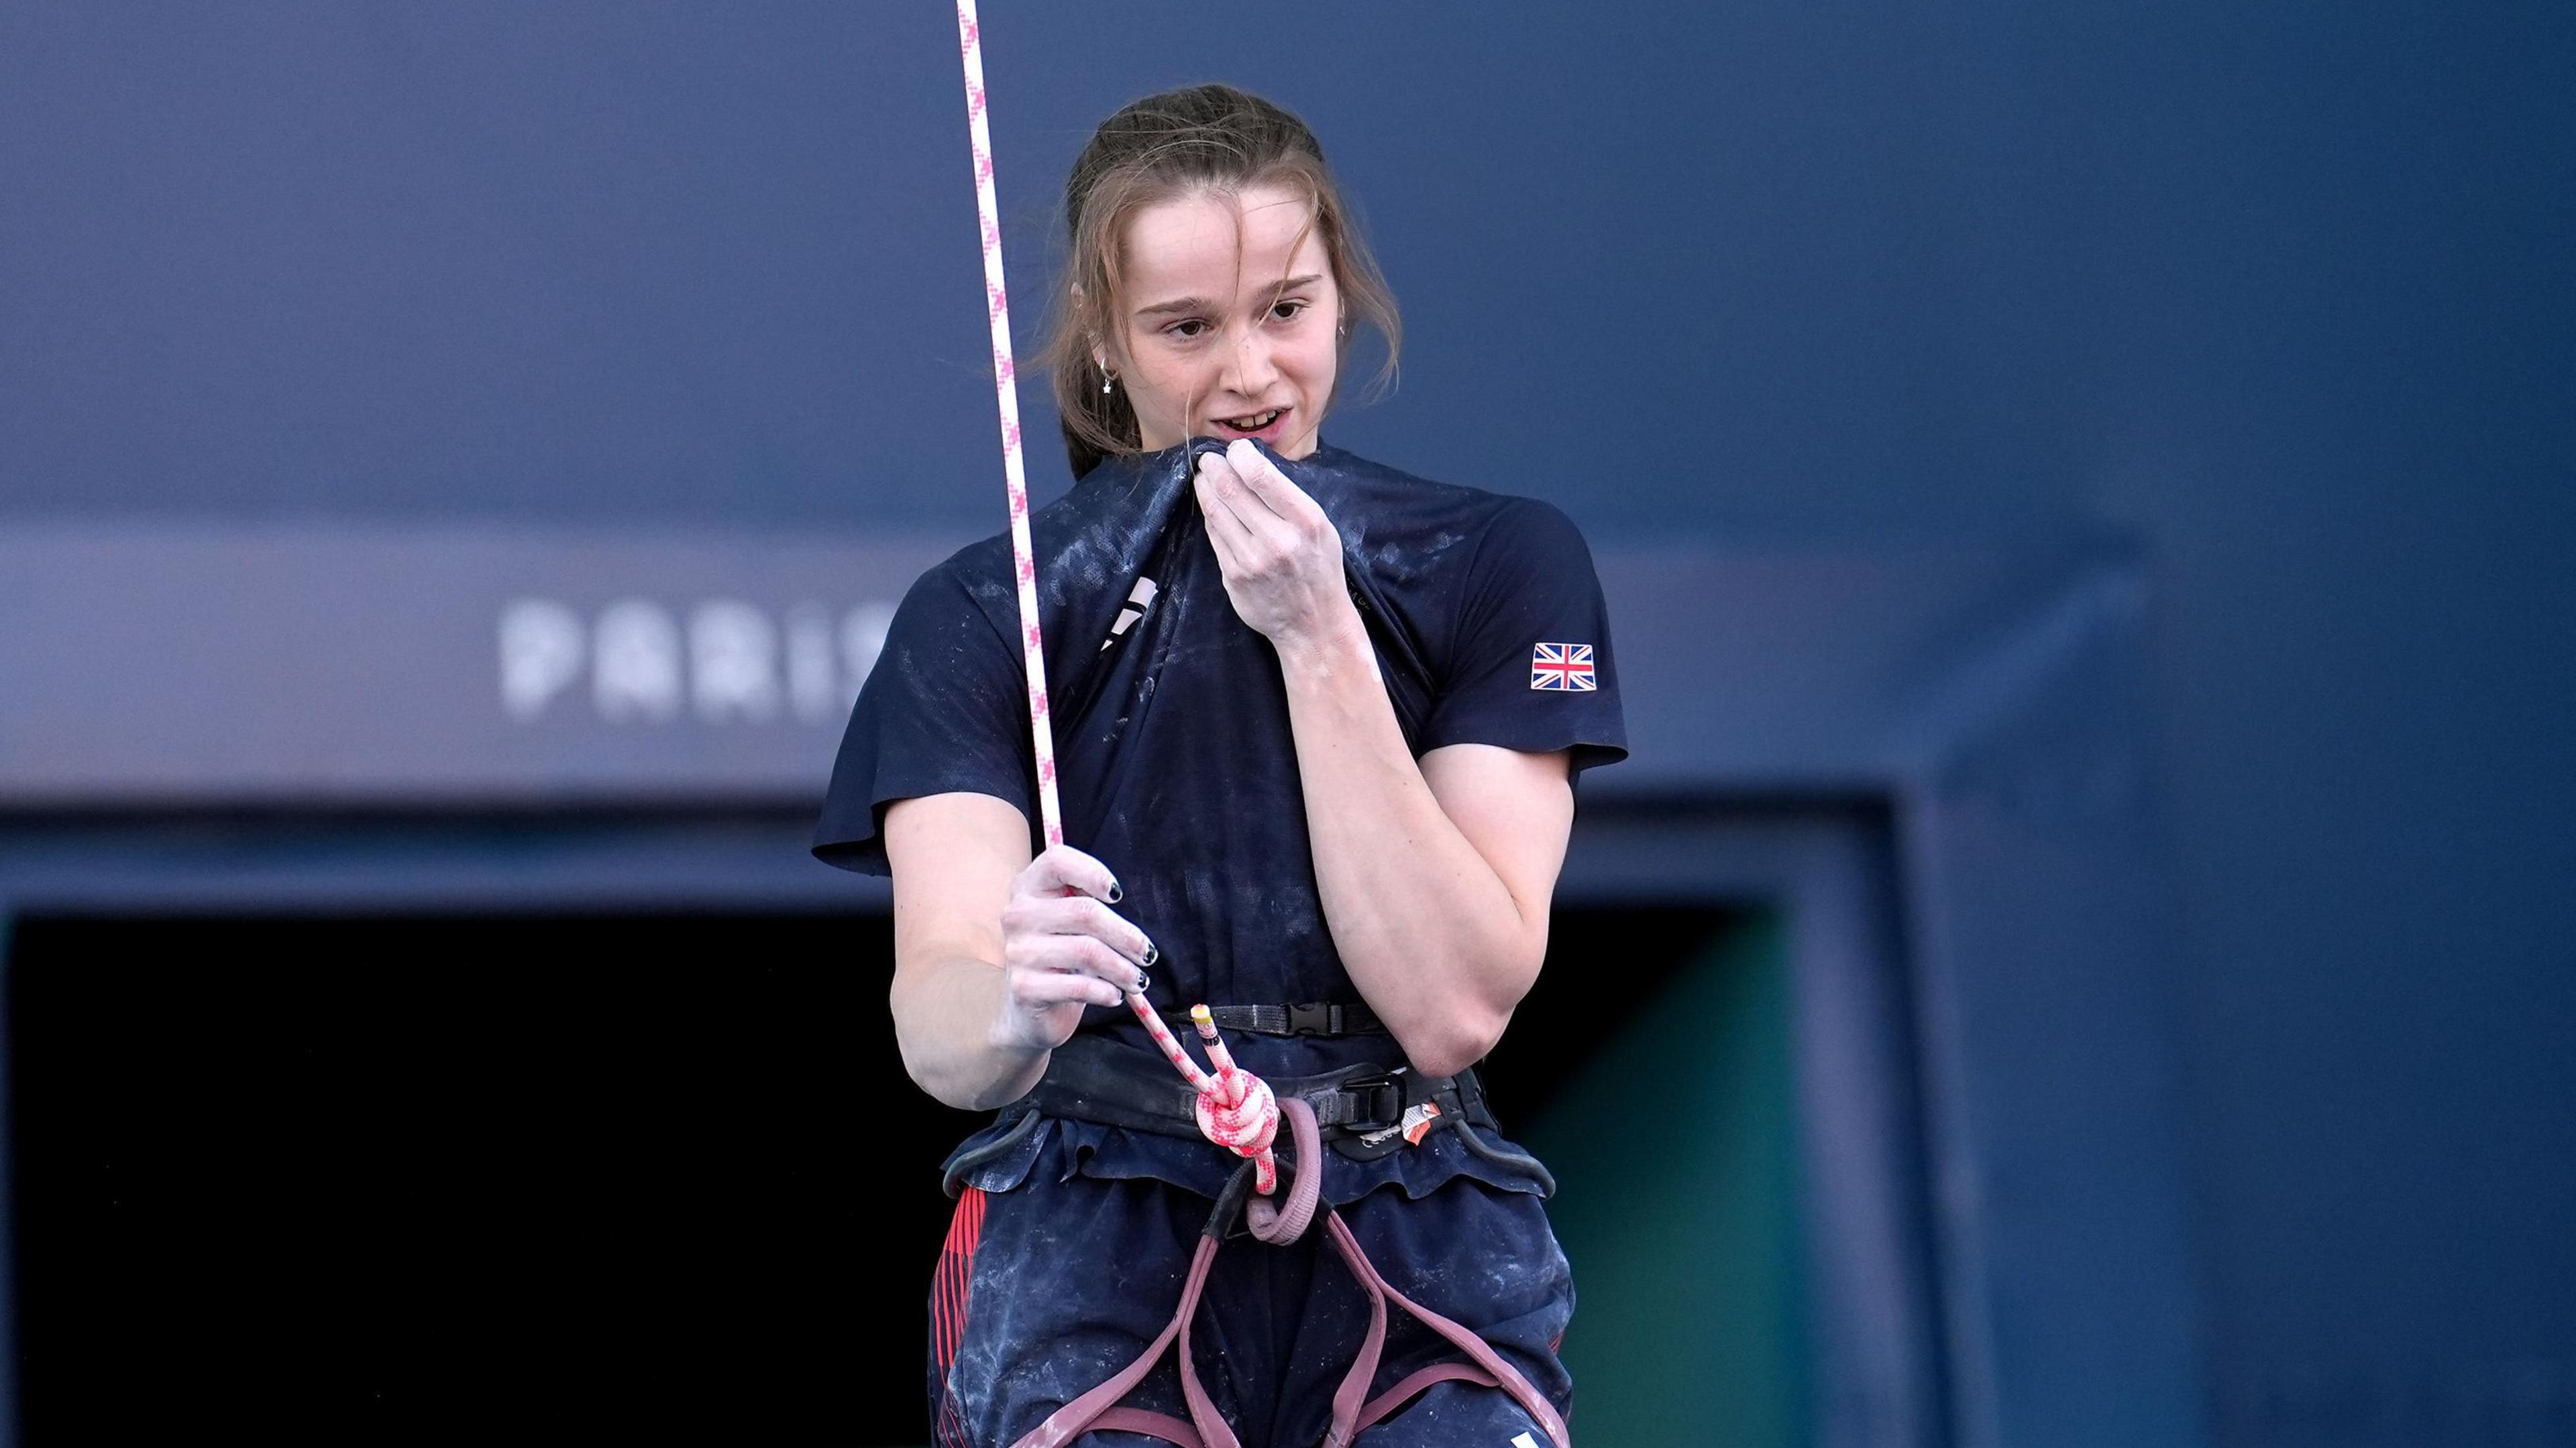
left=951, top=0, right=1284, bottom=1196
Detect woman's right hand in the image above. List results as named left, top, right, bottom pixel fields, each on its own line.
left=991, top=844, right=1158, bottom=1054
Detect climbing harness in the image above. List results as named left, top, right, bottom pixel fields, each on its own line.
left=941, top=1019, right=1569, bottom=1447
left=970, top=1028, right=1568, bottom=1448
left=948, top=5, right=1570, bottom=1443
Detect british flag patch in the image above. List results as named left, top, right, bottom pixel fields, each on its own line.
left=1530, top=642, right=1597, bottom=691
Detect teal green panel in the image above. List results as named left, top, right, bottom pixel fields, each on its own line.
left=1518, top=911, right=1809, bottom=1448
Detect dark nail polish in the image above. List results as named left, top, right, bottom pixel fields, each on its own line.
left=1143, top=942, right=1159, bottom=966
left=1134, top=969, right=1152, bottom=995
left=1106, top=881, right=1123, bottom=903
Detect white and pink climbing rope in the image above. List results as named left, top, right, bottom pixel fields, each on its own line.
left=952, top=0, right=1281, bottom=1194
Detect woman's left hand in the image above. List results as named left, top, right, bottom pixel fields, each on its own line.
left=1192, top=439, right=1361, bottom=651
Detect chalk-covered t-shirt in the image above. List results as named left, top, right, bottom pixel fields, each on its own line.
left=814, top=439, right=1625, bottom=1202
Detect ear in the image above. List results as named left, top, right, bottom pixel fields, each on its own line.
left=1089, top=323, right=1125, bottom=378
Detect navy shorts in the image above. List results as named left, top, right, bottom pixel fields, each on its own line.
left=927, top=1133, right=1576, bottom=1447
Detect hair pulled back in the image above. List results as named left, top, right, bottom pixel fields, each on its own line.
left=1038, top=83, right=1401, bottom=478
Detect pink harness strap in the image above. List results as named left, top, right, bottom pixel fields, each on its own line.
left=1318, top=1209, right=1571, bottom=1448
left=1009, top=1231, right=1223, bottom=1448
left=1003, top=1194, right=1568, bottom=1448
left=1091, top=1408, right=1205, bottom=1447
left=1356, top=1362, right=1505, bottom=1435
left=1002, top=1104, right=1318, bottom=1448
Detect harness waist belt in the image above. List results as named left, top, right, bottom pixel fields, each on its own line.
left=1024, top=1029, right=1491, bottom=1152
left=1157, top=1001, right=1385, bottom=1038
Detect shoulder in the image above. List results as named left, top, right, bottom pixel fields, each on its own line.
left=896, top=449, right=1186, bottom=674
left=1303, top=446, right=1591, bottom=589
left=1467, top=493, right=1594, bottom=573
left=885, top=535, right=1020, bottom=655
left=1303, top=443, right=1501, bottom=522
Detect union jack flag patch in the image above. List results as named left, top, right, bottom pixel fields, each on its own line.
left=1530, top=642, right=1597, bottom=691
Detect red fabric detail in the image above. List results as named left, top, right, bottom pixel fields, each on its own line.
left=933, top=1186, right=987, bottom=1448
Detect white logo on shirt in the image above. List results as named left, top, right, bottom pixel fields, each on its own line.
left=1101, top=577, right=1159, bottom=651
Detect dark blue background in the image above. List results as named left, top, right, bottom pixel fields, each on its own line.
left=3, top=1, right=2571, bottom=1434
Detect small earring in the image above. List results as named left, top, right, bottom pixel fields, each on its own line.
left=1100, top=371, right=1116, bottom=395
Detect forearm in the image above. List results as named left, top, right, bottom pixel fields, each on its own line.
left=1276, top=616, right=1542, bottom=1076
left=888, top=954, right=1053, bottom=1111
left=884, top=797, right=1146, bottom=1113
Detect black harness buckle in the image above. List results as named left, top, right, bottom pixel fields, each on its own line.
left=1328, top=1070, right=1405, bottom=1133
left=1287, top=1001, right=1334, bottom=1037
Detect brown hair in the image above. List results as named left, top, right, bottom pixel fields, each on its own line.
left=1037, top=83, right=1401, bottom=478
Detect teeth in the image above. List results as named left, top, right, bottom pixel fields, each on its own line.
left=1221, top=409, right=1281, bottom=430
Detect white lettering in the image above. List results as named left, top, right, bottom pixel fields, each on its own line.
left=498, top=598, right=585, bottom=720
left=501, top=595, right=898, bottom=726
left=690, top=600, right=782, bottom=722
left=786, top=604, right=845, bottom=724
left=593, top=599, right=683, bottom=722
left=843, top=602, right=896, bottom=692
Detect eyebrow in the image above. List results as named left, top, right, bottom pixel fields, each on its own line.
left=1134, top=274, right=1324, bottom=319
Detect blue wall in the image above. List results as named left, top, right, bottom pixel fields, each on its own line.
left=4, top=2, right=2571, bottom=1435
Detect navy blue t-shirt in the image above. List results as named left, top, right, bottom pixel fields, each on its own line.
left=814, top=439, right=1625, bottom=1203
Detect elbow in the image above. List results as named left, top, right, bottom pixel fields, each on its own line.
left=886, top=977, right=944, bottom=1101
left=891, top=1019, right=973, bottom=1111
left=943, top=1074, right=1020, bottom=1113
left=898, top=1039, right=985, bottom=1113
left=1400, top=1003, right=1511, bottom=1081
left=898, top=1028, right=1028, bottom=1113
left=888, top=974, right=1004, bottom=1113
left=1392, top=943, right=1546, bottom=1078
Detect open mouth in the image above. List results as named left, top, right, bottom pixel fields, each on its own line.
left=1211, top=407, right=1287, bottom=437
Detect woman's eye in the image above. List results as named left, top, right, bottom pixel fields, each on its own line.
left=1270, top=300, right=1307, bottom=322
left=1165, top=319, right=1210, bottom=339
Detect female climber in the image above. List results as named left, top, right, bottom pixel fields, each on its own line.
left=815, top=82, right=1625, bottom=1447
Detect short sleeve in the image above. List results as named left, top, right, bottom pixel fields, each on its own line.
left=811, top=558, right=1038, bottom=874
left=1419, top=499, right=1629, bottom=777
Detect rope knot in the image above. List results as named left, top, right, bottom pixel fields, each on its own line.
left=1193, top=1066, right=1281, bottom=1162
left=1127, top=999, right=1287, bottom=1195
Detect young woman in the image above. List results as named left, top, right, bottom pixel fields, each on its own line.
left=816, top=84, right=1624, bottom=1447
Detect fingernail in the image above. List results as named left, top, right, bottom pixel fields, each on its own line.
left=1143, top=942, right=1159, bottom=966
left=1134, top=968, right=1152, bottom=995
left=1107, top=881, right=1123, bottom=903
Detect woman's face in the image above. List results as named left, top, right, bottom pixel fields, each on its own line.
left=1109, top=181, right=1341, bottom=461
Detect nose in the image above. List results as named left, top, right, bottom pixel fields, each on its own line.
left=1220, top=324, right=1279, bottom=400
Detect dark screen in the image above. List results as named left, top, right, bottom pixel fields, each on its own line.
left=7, top=907, right=1729, bottom=1443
